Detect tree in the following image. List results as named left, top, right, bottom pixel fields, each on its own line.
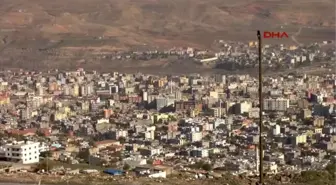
left=326, top=163, right=336, bottom=174
left=123, top=163, right=131, bottom=171
left=168, top=115, right=177, bottom=121
left=36, top=130, right=45, bottom=137
left=88, top=140, right=95, bottom=146
left=201, top=163, right=213, bottom=171
left=147, top=159, right=154, bottom=165
left=118, top=137, right=126, bottom=144
left=0, top=132, right=8, bottom=138
left=40, top=151, right=52, bottom=158
left=204, top=135, right=212, bottom=141
left=12, top=134, right=25, bottom=141
left=77, top=149, right=90, bottom=163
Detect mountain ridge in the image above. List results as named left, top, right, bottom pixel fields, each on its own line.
left=0, top=0, right=334, bottom=49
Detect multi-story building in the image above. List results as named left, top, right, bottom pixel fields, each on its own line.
left=272, top=125, right=280, bottom=135
left=190, top=132, right=202, bottom=142
left=263, top=98, right=289, bottom=111
left=190, top=148, right=209, bottom=158
left=4, top=141, right=40, bottom=164
left=175, top=100, right=202, bottom=112
left=235, top=101, right=252, bottom=114
left=248, top=107, right=260, bottom=118
left=80, top=84, right=88, bottom=96
left=289, top=134, right=307, bottom=146
left=174, top=91, right=182, bottom=101
left=110, top=129, right=128, bottom=140
left=211, top=107, right=224, bottom=118
left=313, top=117, right=325, bottom=127
left=156, top=96, right=168, bottom=111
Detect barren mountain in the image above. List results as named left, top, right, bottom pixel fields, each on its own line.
left=0, top=0, right=334, bottom=72
left=0, top=0, right=335, bottom=48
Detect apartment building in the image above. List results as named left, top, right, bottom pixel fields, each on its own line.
left=263, top=98, right=289, bottom=111
left=190, top=148, right=209, bottom=158
left=4, top=141, right=40, bottom=164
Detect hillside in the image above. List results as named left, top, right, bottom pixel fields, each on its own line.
left=0, top=0, right=334, bottom=48
left=0, top=0, right=334, bottom=71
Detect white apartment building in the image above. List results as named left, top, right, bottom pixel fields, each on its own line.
left=235, top=101, right=252, bottom=114
left=249, top=107, right=260, bottom=118
left=190, top=132, right=203, bottom=142
left=4, top=141, right=40, bottom=164
left=272, top=125, right=281, bottom=135
left=111, top=129, right=128, bottom=140
left=211, top=107, right=224, bottom=118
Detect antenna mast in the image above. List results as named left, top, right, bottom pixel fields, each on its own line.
left=257, top=30, right=264, bottom=185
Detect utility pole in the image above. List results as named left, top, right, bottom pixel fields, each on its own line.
left=47, top=155, right=48, bottom=172
left=257, top=30, right=264, bottom=185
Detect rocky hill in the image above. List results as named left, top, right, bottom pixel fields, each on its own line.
left=0, top=0, right=334, bottom=71
left=0, top=0, right=334, bottom=48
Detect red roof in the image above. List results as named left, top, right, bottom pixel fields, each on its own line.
left=7, top=128, right=51, bottom=136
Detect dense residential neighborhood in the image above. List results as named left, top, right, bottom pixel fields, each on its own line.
left=0, top=41, right=334, bottom=185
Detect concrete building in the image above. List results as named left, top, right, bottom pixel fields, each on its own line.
left=190, top=132, right=202, bottom=142
left=248, top=107, right=260, bottom=118
left=174, top=91, right=182, bottom=101
left=110, top=129, right=128, bottom=140
left=263, top=98, right=289, bottom=111
left=211, top=107, right=224, bottom=118
left=272, top=125, right=280, bottom=135
left=235, top=101, right=252, bottom=114
left=4, top=141, right=40, bottom=164
left=290, top=134, right=307, bottom=146
left=156, top=97, right=168, bottom=111
left=190, top=148, right=209, bottom=158
left=142, top=91, right=148, bottom=102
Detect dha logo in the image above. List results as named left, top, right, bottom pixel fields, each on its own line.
left=263, top=31, right=289, bottom=39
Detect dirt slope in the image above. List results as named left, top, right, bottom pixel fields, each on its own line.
left=0, top=0, right=334, bottom=48
left=0, top=0, right=334, bottom=72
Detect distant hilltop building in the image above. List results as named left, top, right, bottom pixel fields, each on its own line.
left=289, top=45, right=297, bottom=50
left=248, top=41, right=258, bottom=47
